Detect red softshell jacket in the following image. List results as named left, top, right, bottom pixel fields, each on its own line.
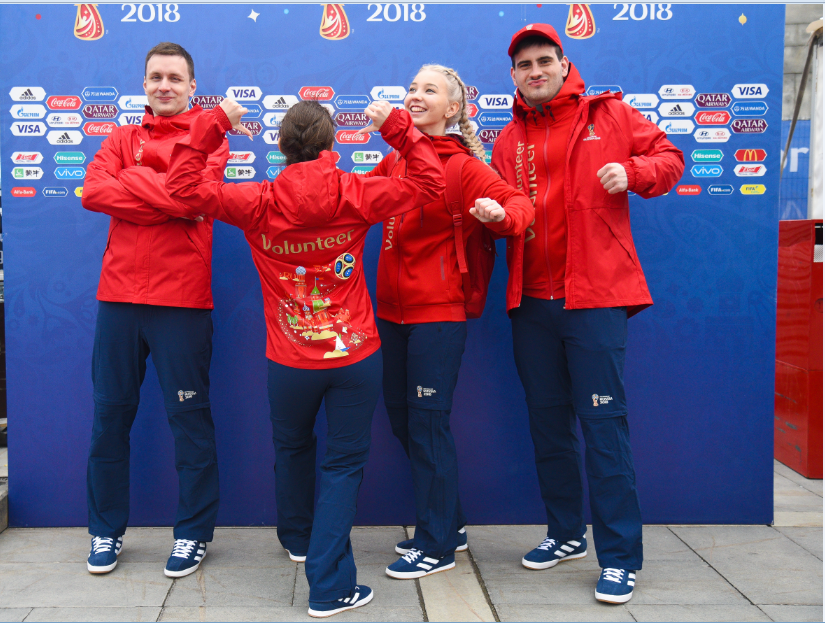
left=491, top=64, right=685, bottom=317
left=166, top=107, right=445, bottom=369
left=367, top=135, right=533, bottom=324
left=82, top=105, right=229, bottom=309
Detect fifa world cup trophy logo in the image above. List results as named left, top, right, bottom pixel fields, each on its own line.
left=565, top=4, right=595, bottom=40
left=592, top=394, right=599, bottom=407
left=74, top=4, right=104, bottom=41
left=320, top=5, right=350, bottom=40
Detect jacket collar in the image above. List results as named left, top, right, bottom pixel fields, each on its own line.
left=142, top=104, right=203, bottom=133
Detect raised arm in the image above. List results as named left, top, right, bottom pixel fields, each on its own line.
left=338, top=105, right=444, bottom=224
left=166, top=106, right=271, bottom=232
left=81, top=130, right=173, bottom=226
left=463, top=158, right=533, bottom=236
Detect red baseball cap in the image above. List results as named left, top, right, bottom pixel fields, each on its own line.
left=508, top=23, right=564, bottom=58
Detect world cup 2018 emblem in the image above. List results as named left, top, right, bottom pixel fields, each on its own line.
left=74, top=4, right=104, bottom=41
left=592, top=394, right=599, bottom=407
left=417, top=386, right=423, bottom=398
left=566, top=4, right=595, bottom=40
left=178, top=390, right=185, bottom=402
left=588, top=124, right=596, bottom=137
left=320, top=4, right=350, bottom=40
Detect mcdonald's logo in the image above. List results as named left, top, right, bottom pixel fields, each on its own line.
left=320, top=4, right=350, bottom=40
left=74, top=4, right=104, bottom=41
left=566, top=4, right=595, bottom=39
left=734, top=149, right=767, bottom=162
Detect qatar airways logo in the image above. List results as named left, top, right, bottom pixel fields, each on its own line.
left=299, top=86, right=335, bottom=101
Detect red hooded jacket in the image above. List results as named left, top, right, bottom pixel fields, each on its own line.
left=166, top=107, right=445, bottom=369
left=367, top=135, right=533, bottom=324
left=82, top=105, right=229, bottom=309
left=491, top=64, right=685, bottom=317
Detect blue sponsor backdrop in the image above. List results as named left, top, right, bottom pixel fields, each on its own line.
left=0, top=3, right=782, bottom=527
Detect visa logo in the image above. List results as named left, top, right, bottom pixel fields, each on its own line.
left=479, top=95, right=514, bottom=109
left=14, top=123, right=44, bottom=134
left=227, top=87, right=262, bottom=101
left=736, top=86, right=762, bottom=96
left=732, top=83, right=769, bottom=99
left=232, top=89, right=256, bottom=98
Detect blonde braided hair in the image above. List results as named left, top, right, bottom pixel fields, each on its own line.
left=419, top=64, right=487, bottom=161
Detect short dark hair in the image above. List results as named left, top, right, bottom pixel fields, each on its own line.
left=511, top=35, right=563, bottom=67
left=145, top=42, right=195, bottom=81
left=280, top=101, right=336, bottom=166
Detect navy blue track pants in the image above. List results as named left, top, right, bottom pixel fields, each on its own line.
left=267, top=351, right=382, bottom=604
left=377, top=318, right=468, bottom=559
left=510, top=296, right=643, bottom=570
left=87, top=302, right=219, bottom=542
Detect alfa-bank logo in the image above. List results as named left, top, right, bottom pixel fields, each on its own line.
left=299, top=87, right=335, bottom=101
left=676, top=185, right=701, bottom=196
left=11, top=187, right=37, bottom=198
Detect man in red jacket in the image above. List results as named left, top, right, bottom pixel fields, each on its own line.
left=491, top=24, right=684, bottom=604
left=81, top=42, right=229, bottom=579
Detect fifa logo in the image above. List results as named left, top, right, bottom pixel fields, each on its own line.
left=74, top=4, right=104, bottom=41
left=588, top=124, right=596, bottom=137
left=417, top=386, right=423, bottom=398
left=320, top=4, right=350, bottom=40
left=566, top=4, right=595, bottom=39
left=592, top=394, right=599, bottom=407
left=178, top=390, right=185, bottom=402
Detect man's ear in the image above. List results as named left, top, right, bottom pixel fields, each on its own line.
left=561, top=57, right=570, bottom=78
left=189, top=78, right=197, bottom=97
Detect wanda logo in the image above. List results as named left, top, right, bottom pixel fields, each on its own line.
left=695, top=111, right=731, bottom=125
left=83, top=121, right=116, bottom=135
left=336, top=130, right=369, bottom=144
left=47, top=96, right=82, bottom=110
left=300, top=86, right=335, bottom=101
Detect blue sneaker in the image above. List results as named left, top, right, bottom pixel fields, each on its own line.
left=395, top=527, right=468, bottom=555
left=595, top=568, right=636, bottom=604
left=308, top=584, right=374, bottom=618
left=386, top=548, right=455, bottom=579
left=522, top=534, right=587, bottom=570
left=87, top=536, right=123, bottom=574
left=164, top=539, right=206, bottom=578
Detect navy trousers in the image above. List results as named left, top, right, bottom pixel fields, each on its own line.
left=510, top=296, right=643, bottom=570
left=267, top=351, right=382, bottom=604
left=87, top=302, right=219, bottom=542
left=377, top=318, right=467, bottom=559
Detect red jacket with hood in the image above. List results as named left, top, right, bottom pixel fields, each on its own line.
left=491, top=64, right=685, bottom=317
left=166, top=107, right=445, bottom=369
left=81, top=105, right=229, bottom=309
left=366, top=135, right=533, bottom=324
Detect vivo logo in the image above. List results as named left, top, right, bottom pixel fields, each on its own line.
left=691, top=164, right=723, bottom=178
left=54, top=166, right=86, bottom=179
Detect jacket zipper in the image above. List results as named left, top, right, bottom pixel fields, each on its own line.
left=542, top=111, right=554, bottom=300
left=396, top=158, right=405, bottom=324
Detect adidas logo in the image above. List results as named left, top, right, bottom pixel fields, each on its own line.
left=20, top=88, right=35, bottom=100
left=271, top=97, right=288, bottom=108
left=56, top=132, right=75, bottom=143
left=670, top=104, right=685, bottom=115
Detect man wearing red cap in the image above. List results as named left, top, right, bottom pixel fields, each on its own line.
left=491, top=23, right=684, bottom=604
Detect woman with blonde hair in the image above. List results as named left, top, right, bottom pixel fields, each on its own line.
left=361, top=64, right=533, bottom=579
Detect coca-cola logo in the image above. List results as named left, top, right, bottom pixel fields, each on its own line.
left=676, top=185, right=701, bottom=195
left=334, top=112, right=369, bottom=126
left=84, top=121, right=116, bottom=135
left=478, top=129, right=502, bottom=144
left=694, top=93, right=731, bottom=108
left=47, top=96, right=82, bottom=110
left=466, top=103, right=478, bottom=118
left=191, top=95, right=224, bottom=109
left=11, top=187, right=37, bottom=197
left=228, top=121, right=263, bottom=136
left=694, top=111, right=731, bottom=125
left=336, top=129, right=369, bottom=144
left=82, top=104, right=118, bottom=119
left=300, top=86, right=335, bottom=101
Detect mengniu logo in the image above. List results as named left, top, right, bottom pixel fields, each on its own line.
left=676, top=185, right=701, bottom=196
left=336, top=130, right=369, bottom=144
left=55, top=166, right=86, bottom=180
left=565, top=5, right=595, bottom=39
left=352, top=151, right=383, bottom=164
left=11, top=187, right=37, bottom=198
left=229, top=122, right=262, bottom=136
left=191, top=95, right=224, bottom=110
left=691, top=150, right=723, bottom=163
left=707, top=184, right=734, bottom=196
left=731, top=119, right=767, bottom=134
left=694, top=93, right=731, bottom=108
left=740, top=184, right=766, bottom=195
left=300, top=87, right=335, bottom=101
left=83, top=121, right=116, bottom=136
left=734, top=149, right=767, bottom=162
left=320, top=4, right=350, bottom=40
left=695, top=111, right=731, bottom=125
left=83, top=104, right=118, bottom=119
left=478, top=129, right=502, bottom=144
left=74, top=4, right=104, bottom=41
left=225, top=167, right=256, bottom=180
left=43, top=187, right=69, bottom=198
left=734, top=164, right=767, bottom=177
left=691, top=164, right=723, bottom=178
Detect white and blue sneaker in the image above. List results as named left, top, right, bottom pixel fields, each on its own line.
left=522, top=534, right=587, bottom=570
left=307, top=584, right=374, bottom=618
left=595, top=568, right=636, bottom=604
left=386, top=548, right=455, bottom=579
left=395, top=527, right=468, bottom=555
left=87, top=536, right=123, bottom=574
left=286, top=549, right=307, bottom=563
left=164, top=539, right=206, bottom=578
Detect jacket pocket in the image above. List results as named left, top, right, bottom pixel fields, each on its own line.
left=102, top=221, right=120, bottom=258
left=184, top=225, right=209, bottom=270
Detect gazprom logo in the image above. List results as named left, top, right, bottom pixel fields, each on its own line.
left=370, top=86, right=406, bottom=101
left=691, top=164, right=723, bottom=178
left=622, top=94, right=659, bottom=109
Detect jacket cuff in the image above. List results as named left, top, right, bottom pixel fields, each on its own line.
left=622, top=161, right=637, bottom=192
left=378, top=107, right=404, bottom=139
left=212, top=105, right=234, bottom=133
left=485, top=213, right=514, bottom=234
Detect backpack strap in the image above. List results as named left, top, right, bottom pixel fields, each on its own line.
left=445, top=154, right=472, bottom=274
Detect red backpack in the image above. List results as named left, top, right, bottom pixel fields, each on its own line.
left=444, top=154, right=497, bottom=319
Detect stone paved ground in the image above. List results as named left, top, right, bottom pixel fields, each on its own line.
left=0, top=460, right=820, bottom=622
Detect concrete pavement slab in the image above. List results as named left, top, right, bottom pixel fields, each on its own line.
left=350, top=526, right=410, bottom=566
left=25, top=607, right=162, bottom=621
left=758, top=605, right=825, bottom=622
left=627, top=604, right=772, bottom=621
left=774, top=461, right=823, bottom=497
left=159, top=605, right=424, bottom=622
left=200, top=528, right=294, bottom=569
left=773, top=511, right=823, bottom=527
left=495, top=604, right=634, bottom=622
left=0, top=562, right=172, bottom=608
left=775, top=527, right=823, bottom=560
left=774, top=473, right=824, bottom=513
left=163, top=565, right=296, bottom=607
left=0, top=609, right=30, bottom=622
left=0, top=447, right=7, bottom=478
left=670, top=526, right=823, bottom=605
left=292, top=563, right=421, bottom=608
